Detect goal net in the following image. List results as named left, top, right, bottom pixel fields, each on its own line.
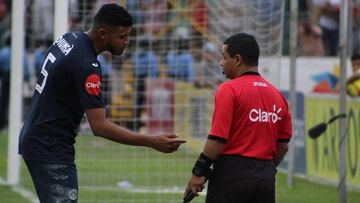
left=1, top=0, right=284, bottom=202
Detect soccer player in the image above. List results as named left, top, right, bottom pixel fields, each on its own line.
left=346, top=53, right=360, bottom=96
left=183, top=33, right=292, bottom=203
left=18, top=4, right=185, bottom=203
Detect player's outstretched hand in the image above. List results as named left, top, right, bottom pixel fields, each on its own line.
left=150, top=134, right=186, bottom=153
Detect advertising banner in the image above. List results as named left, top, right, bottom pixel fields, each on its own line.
left=306, top=95, right=360, bottom=186
left=146, top=79, right=175, bottom=135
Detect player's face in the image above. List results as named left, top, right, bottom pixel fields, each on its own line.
left=106, top=26, right=131, bottom=55
left=219, top=45, right=239, bottom=79
left=352, top=59, right=360, bottom=73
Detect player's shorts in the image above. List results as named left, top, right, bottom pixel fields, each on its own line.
left=205, top=155, right=276, bottom=203
left=24, top=159, right=78, bottom=203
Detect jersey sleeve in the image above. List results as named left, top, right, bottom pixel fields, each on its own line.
left=208, top=83, right=234, bottom=142
left=277, top=97, right=292, bottom=143
left=74, top=58, right=105, bottom=110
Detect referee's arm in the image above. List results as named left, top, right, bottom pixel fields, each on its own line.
left=184, top=138, right=225, bottom=198
left=202, top=138, right=226, bottom=160
left=274, top=108, right=292, bottom=167
left=274, top=142, right=288, bottom=167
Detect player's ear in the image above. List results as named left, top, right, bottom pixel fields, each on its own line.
left=97, top=28, right=108, bottom=40
left=234, top=54, right=242, bottom=66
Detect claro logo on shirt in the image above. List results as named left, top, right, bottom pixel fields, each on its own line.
left=85, top=74, right=101, bottom=96
left=249, top=105, right=282, bottom=123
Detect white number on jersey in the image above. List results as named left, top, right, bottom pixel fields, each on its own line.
left=35, top=52, right=56, bottom=94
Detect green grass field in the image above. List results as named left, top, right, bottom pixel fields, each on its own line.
left=1, top=133, right=360, bottom=203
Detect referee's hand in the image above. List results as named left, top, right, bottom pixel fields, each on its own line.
left=184, top=175, right=206, bottom=200
left=151, top=134, right=186, bottom=153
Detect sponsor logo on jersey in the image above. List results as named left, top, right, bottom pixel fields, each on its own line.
left=253, top=81, right=268, bottom=87
left=249, top=105, right=282, bottom=123
left=85, top=74, right=101, bottom=96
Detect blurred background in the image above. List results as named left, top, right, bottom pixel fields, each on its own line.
left=0, top=0, right=360, bottom=202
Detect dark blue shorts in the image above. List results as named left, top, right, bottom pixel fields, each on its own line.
left=24, top=159, right=78, bottom=203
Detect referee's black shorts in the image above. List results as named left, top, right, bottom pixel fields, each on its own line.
left=206, top=155, right=276, bottom=203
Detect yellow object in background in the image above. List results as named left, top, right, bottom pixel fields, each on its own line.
left=347, top=79, right=360, bottom=97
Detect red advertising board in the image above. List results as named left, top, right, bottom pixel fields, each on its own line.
left=146, top=79, right=175, bottom=135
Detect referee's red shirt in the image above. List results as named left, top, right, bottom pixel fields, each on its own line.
left=209, top=72, right=292, bottom=160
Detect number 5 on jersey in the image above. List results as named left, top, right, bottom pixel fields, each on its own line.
left=36, top=53, right=56, bottom=94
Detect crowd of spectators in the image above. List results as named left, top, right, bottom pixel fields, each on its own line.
left=131, top=36, right=159, bottom=130
left=299, top=0, right=360, bottom=57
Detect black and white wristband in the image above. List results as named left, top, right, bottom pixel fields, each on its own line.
left=192, top=153, right=214, bottom=177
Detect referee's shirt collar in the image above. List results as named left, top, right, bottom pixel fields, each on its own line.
left=240, top=71, right=260, bottom=77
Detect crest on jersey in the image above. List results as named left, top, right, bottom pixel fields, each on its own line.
left=92, top=62, right=99, bottom=67
left=85, top=74, right=101, bottom=96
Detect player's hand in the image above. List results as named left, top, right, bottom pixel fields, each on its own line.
left=183, top=175, right=206, bottom=199
left=151, top=134, right=186, bottom=153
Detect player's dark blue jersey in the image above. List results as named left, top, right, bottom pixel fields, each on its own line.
left=19, top=32, right=105, bottom=163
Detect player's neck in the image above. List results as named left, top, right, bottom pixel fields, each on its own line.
left=85, top=31, right=103, bottom=55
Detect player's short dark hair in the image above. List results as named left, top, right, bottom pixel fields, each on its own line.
left=351, top=53, right=360, bottom=61
left=224, top=33, right=259, bottom=66
left=93, top=3, right=133, bottom=28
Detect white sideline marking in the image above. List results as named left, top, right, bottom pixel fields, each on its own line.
left=0, top=176, right=39, bottom=203
left=83, top=185, right=207, bottom=195
left=0, top=177, right=6, bottom=185
left=12, top=187, right=39, bottom=203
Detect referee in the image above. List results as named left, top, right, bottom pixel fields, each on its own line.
left=183, top=33, right=292, bottom=203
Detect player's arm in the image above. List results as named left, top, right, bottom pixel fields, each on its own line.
left=85, top=108, right=185, bottom=153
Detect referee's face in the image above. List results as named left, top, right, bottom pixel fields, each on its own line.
left=220, top=45, right=238, bottom=79
left=106, top=26, right=131, bottom=55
